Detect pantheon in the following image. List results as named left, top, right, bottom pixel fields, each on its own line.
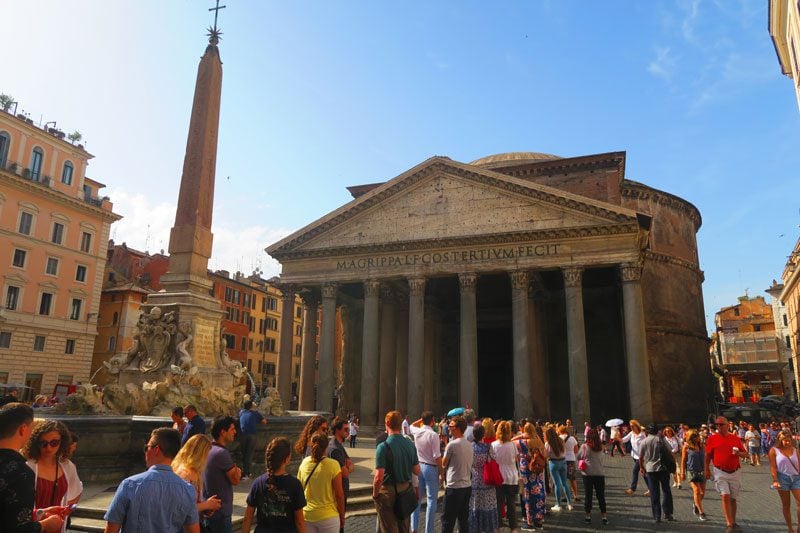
left=266, top=151, right=712, bottom=426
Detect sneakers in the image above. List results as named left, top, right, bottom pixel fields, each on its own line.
left=551, top=505, right=562, bottom=512
left=692, top=504, right=699, bottom=516
left=567, top=504, right=574, bottom=511
left=644, top=490, right=651, bottom=496
left=602, top=517, right=609, bottom=525
left=624, top=488, right=635, bottom=495
left=699, top=512, right=708, bottom=521
left=676, top=483, right=682, bottom=489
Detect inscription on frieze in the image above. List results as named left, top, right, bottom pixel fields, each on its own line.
left=336, top=243, right=561, bottom=271
left=193, top=319, right=218, bottom=368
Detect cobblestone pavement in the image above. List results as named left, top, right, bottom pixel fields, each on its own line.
left=344, top=454, right=787, bottom=532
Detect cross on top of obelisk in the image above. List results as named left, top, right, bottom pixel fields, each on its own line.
left=207, top=0, right=226, bottom=45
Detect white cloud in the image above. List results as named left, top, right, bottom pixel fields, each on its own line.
left=106, top=187, right=293, bottom=279
left=647, top=46, right=677, bottom=80
left=680, top=0, right=701, bottom=44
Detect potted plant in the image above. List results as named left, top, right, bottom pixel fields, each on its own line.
left=0, top=94, right=13, bottom=112
left=68, top=131, right=82, bottom=144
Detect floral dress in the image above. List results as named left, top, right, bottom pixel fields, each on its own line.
left=469, top=441, right=498, bottom=532
left=518, top=439, right=546, bottom=526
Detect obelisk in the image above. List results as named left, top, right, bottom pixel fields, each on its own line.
left=141, top=23, right=236, bottom=389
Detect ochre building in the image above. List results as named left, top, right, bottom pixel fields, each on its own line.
left=267, top=151, right=711, bottom=425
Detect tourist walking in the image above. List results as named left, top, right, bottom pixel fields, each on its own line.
left=242, top=437, right=306, bottom=533
left=680, top=429, right=708, bottom=521
left=662, top=426, right=682, bottom=488
left=410, top=411, right=442, bottom=533
left=239, top=399, right=267, bottom=479
left=441, top=415, right=474, bottom=533
left=609, top=425, right=625, bottom=456
left=326, top=417, right=354, bottom=507
left=298, top=433, right=345, bottom=533
left=578, top=428, right=608, bottom=526
left=349, top=417, right=359, bottom=448
left=745, top=424, right=762, bottom=466
left=374, top=410, right=420, bottom=533
left=104, top=428, right=198, bottom=532
left=492, top=420, right=519, bottom=530
left=295, top=415, right=329, bottom=457
left=704, top=416, right=747, bottom=532
left=203, top=415, right=242, bottom=533
left=559, top=424, right=580, bottom=502
left=181, top=405, right=207, bottom=446
left=623, top=420, right=648, bottom=496
left=172, top=434, right=223, bottom=518
left=517, top=422, right=547, bottom=530
left=638, top=424, right=674, bottom=523
left=0, top=402, right=64, bottom=533
left=769, top=430, right=800, bottom=533
left=469, top=425, right=498, bottom=532
left=544, top=426, right=573, bottom=511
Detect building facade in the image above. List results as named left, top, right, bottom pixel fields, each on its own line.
left=267, top=151, right=712, bottom=425
left=781, top=237, right=800, bottom=404
left=0, top=108, right=120, bottom=398
left=769, top=0, right=800, bottom=111
left=766, top=280, right=795, bottom=399
left=711, top=295, right=787, bottom=402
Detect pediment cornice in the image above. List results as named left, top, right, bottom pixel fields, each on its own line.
left=268, top=158, right=640, bottom=259
left=278, top=221, right=640, bottom=261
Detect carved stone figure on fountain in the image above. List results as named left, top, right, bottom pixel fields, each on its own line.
left=106, top=307, right=181, bottom=374
left=219, top=326, right=246, bottom=379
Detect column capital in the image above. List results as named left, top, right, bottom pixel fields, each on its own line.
left=321, top=282, right=339, bottom=299
left=299, top=291, right=320, bottom=307
left=562, top=267, right=583, bottom=288
left=275, top=283, right=296, bottom=299
left=458, top=273, right=477, bottom=293
left=364, top=279, right=381, bottom=298
left=527, top=272, right=544, bottom=298
left=380, top=283, right=394, bottom=301
left=620, top=262, right=643, bottom=282
left=509, top=270, right=529, bottom=290
left=408, top=277, right=426, bottom=295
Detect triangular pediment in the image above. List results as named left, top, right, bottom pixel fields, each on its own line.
left=268, top=157, right=641, bottom=258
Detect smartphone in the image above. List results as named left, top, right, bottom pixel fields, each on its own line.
left=63, top=504, right=78, bottom=516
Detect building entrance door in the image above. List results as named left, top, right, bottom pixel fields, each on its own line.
left=477, top=325, right=514, bottom=419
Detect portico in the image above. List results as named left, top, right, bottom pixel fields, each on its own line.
left=267, top=155, right=661, bottom=425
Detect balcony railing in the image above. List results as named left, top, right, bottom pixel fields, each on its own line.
left=2, top=159, right=106, bottom=208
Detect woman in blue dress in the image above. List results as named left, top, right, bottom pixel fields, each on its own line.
left=469, top=425, right=499, bottom=532
left=517, top=422, right=547, bottom=529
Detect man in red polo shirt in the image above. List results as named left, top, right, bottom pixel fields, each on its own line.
left=704, top=416, right=747, bottom=532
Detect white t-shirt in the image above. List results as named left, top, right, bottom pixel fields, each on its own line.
left=402, top=419, right=411, bottom=436
left=560, top=434, right=578, bottom=461
left=491, top=440, right=519, bottom=485
left=349, top=423, right=358, bottom=436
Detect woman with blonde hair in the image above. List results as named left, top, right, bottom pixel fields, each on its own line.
left=622, top=420, right=648, bottom=496
left=769, top=430, right=800, bottom=533
left=517, top=422, right=547, bottom=529
left=662, top=426, right=682, bottom=488
left=544, top=426, right=572, bottom=511
left=492, top=420, right=519, bottom=531
left=481, top=417, right=496, bottom=444
left=297, top=433, right=345, bottom=532
left=680, top=429, right=707, bottom=521
left=172, top=434, right=222, bottom=516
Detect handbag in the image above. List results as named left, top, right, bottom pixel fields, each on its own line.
left=531, top=449, right=547, bottom=474
left=577, top=444, right=588, bottom=472
left=385, top=441, right=418, bottom=520
left=483, top=457, right=503, bottom=486
left=659, top=438, right=677, bottom=474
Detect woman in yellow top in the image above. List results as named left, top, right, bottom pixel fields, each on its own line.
left=297, top=433, right=345, bottom=533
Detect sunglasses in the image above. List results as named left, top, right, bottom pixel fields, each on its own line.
left=38, top=439, right=61, bottom=448
left=320, top=426, right=329, bottom=433
left=143, top=443, right=159, bottom=453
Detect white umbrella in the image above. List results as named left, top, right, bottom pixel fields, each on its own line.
left=605, top=418, right=624, bottom=427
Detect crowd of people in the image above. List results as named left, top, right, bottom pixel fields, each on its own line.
left=3, top=394, right=800, bottom=532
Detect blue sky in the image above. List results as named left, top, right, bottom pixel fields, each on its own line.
left=3, top=1, right=799, bottom=331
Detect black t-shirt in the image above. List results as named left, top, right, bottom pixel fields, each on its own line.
left=246, top=473, right=306, bottom=533
left=0, top=448, right=40, bottom=532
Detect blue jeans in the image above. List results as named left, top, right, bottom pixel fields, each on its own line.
left=411, top=463, right=439, bottom=533
left=548, top=459, right=572, bottom=505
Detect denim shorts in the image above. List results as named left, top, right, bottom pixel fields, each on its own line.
left=748, top=445, right=761, bottom=455
left=778, top=473, right=800, bottom=491
left=688, top=470, right=705, bottom=484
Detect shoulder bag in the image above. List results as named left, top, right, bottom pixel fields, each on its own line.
left=577, top=445, right=588, bottom=472
left=385, top=440, right=418, bottom=521
left=531, top=446, right=547, bottom=474
left=483, top=445, right=503, bottom=486
left=658, top=438, right=677, bottom=474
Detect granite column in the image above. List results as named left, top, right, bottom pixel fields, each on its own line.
left=511, top=270, right=532, bottom=420
left=563, top=267, right=590, bottom=426
left=276, top=285, right=296, bottom=407
left=621, top=262, right=654, bottom=422
left=298, top=293, right=319, bottom=411
left=360, top=280, right=381, bottom=427
left=407, top=277, right=426, bottom=418
left=378, top=285, right=397, bottom=416
left=459, top=273, right=478, bottom=413
left=317, top=283, right=338, bottom=413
